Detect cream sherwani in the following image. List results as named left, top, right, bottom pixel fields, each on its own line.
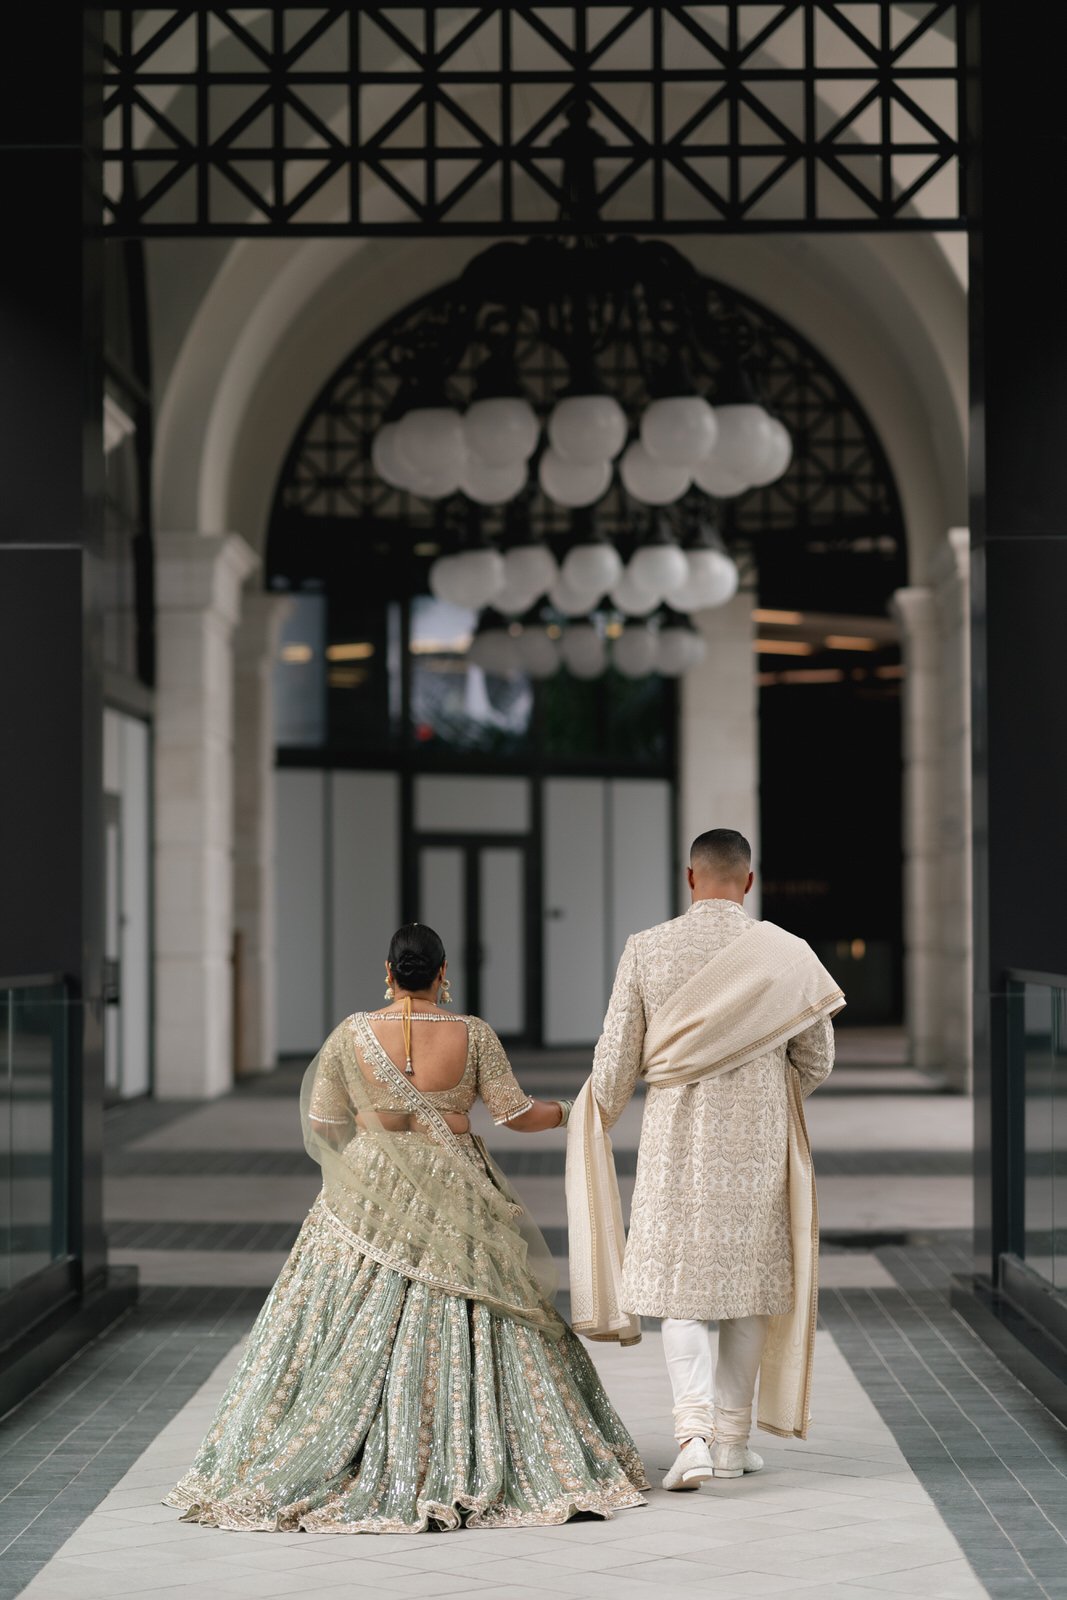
left=592, top=898, right=835, bottom=1323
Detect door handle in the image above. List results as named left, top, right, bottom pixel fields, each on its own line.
left=103, top=958, right=121, bottom=1006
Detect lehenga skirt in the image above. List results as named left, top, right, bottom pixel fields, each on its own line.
left=164, top=1194, right=648, bottom=1533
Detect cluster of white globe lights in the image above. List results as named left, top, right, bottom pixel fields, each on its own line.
left=373, top=388, right=792, bottom=679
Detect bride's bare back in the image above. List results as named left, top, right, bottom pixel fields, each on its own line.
left=361, top=1005, right=472, bottom=1131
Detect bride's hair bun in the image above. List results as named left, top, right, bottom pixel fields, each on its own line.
left=387, top=923, right=446, bottom=992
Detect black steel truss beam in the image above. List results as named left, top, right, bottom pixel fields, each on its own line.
left=100, top=3, right=966, bottom=237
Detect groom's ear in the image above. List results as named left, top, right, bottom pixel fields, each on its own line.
left=686, top=866, right=695, bottom=890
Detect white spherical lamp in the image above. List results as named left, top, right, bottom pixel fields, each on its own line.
left=548, top=575, right=598, bottom=617
left=560, top=623, right=606, bottom=679
left=461, top=455, right=526, bottom=505
left=620, top=441, right=691, bottom=505
left=666, top=547, right=739, bottom=612
left=640, top=396, right=718, bottom=467
left=452, top=547, right=506, bottom=609
left=503, top=541, right=558, bottom=599
left=428, top=553, right=470, bottom=606
left=463, top=397, right=540, bottom=467
left=692, top=453, right=750, bottom=498
left=561, top=540, right=623, bottom=599
left=469, top=624, right=517, bottom=677
left=609, top=568, right=659, bottom=617
left=407, top=460, right=465, bottom=501
left=712, top=403, right=778, bottom=482
left=372, top=422, right=415, bottom=490
left=629, top=539, right=690, bottom=603
left=396, top=406, right=465, bottom=473
left=515, top=627, right=560, bottom=679
left=658, top=624, right=707, bottom=676
left=746, top=417, right=793, bottom=486
left=492, top=579, right=538, bottom=617
left=539, top=448, right=612, bottom=508
left=613, top=623, right=658, bottom=679
left=547, top=395, right=628, bottom=464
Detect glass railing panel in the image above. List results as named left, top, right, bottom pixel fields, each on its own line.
left=1021, top=983, right=1055, bottom=1284
left=1054, top=987, right=1067, bottom=1293
left=0, top=981, right=69, bottom=1298
left=0, top=987, right=11, bottom=1295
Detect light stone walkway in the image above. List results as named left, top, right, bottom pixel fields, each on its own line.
left=103, top=1058, right=973, bottom=1292
left=15, top=1034, right=991, bottom=1600
left=15, top=1325, right=985, bottom=1600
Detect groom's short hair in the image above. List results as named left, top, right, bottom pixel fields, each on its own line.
left=690, top=828, right=752, bottom=876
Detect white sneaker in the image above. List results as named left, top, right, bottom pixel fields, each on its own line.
left=711, top=1441, right=765, bottom=1479
left=663, top=1437, right=714, bottom=1491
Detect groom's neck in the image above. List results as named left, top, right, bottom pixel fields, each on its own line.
left=690, top=882, right=746, bottom=906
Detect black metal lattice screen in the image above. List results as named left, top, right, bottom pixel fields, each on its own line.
left=102, top=3, right=965, bottom=237
left=270, top=270, right=906, bottom=608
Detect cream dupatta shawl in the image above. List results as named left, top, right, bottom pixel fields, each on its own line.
left=566, top=920, right=844, bottom=1437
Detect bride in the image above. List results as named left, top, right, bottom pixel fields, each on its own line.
left=165, top=922, right=647, bottom=1534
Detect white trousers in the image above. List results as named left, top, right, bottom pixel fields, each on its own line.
left=661, top=1314, right=769, bottom=1445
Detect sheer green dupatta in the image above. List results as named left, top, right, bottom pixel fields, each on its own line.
left=300, top=1013, right=562, bottom=1338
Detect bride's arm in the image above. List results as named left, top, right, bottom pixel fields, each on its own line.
left=500, top=1098, right=565, bottom=1132
left=474, top=1019, right=569, bottom=1134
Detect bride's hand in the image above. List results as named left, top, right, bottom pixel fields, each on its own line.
left=501, top=1098, right=571, bottom=1133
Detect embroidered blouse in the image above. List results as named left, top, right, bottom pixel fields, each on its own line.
left=308, top=1013, right=534, bottom=1126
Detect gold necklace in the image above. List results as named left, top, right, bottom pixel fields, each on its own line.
left=401, top=995, right=413, bottom=1074
left=372, top=993, right=457, bottom=1073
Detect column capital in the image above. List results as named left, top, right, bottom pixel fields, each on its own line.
left=235, top=591, right=290, bottom=665
left=927, top=527, right=970, bottom=589
left=890, top=585, right=938, bottom=635
left=155, top=533, right=259, bottom=627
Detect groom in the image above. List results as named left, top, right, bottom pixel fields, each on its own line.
left=589, top=828, right=841, bottom=1490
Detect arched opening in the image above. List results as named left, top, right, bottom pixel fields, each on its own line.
left=264, top=266, right=906, bottom=1045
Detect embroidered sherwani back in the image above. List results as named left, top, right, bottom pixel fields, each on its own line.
left=593, top=899, right=835, bottom=1322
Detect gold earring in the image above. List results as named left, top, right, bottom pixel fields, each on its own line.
left=439, top=976, right=452, bottom=1006
left=384, top=963, right=394, bottom=1002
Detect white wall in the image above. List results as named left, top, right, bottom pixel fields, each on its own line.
left=275, top=769, right=401, bottom=1054
left=544, top=776, right=673, bottom=1045
left=679, top=594, right=760, bottom=917
left=274, top=770, right=328, bottom=1053
left=276, top=771, right=673, bottom=1051
left=331, top=771, right=401, bottom=1023
left=544, top=779, right=608, bottom=1046
left=413, top=774, right=530, bottom=834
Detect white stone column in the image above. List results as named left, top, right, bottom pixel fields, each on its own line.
left=934, top=528, right=972, bottom=1091
left=679, top=593, right=760, bottom=915
left=892, top=586, right=943, bottom=1074
left=233, top=593, right=288, bottom=1077
left=154, top=533, right=258, bottom=1099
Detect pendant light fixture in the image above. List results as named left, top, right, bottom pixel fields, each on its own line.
left=559, top=510, right=624, bottom=599
left=627, top=513, right=690, bottom=603
left=656, top=610, right=708, bottom=675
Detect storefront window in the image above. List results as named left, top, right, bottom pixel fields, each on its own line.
left=273, top=591, right=675, bottom=775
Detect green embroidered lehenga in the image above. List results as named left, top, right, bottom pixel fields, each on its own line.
left=164, top=1012, right=648, bottom=1534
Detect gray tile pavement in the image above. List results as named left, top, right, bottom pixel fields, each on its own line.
left=3, top=1034, right=1064, bottom=1598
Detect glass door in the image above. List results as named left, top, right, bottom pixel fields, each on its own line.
left=415, top=837, right=531, bottom=1043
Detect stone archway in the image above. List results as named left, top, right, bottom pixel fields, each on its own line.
left=150, top=227, right=967, bottom=1091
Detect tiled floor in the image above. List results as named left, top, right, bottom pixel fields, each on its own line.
left=2, top=1030, right=1066, bottom=1600
left=12, top=1328, right=987, bottom=1600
